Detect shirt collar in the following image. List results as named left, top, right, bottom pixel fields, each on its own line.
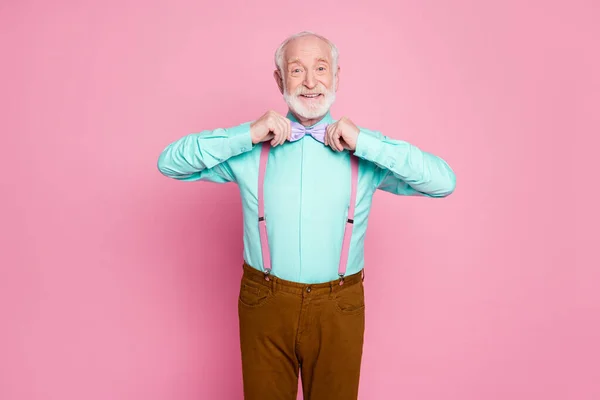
left=286, top=110, right=334, bottom=128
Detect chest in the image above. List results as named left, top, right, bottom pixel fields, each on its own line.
left=238, top=139, right=354, bottom=212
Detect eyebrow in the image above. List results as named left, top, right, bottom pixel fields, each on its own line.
left=286, top=57, right=331, bottom=67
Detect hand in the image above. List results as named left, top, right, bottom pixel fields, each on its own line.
left=324, top=116, right=360, bottom=152
left=250, top=110, right=291, bottom=146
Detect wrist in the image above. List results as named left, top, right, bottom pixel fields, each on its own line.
left=250, top=124, right=259, bottom=144
left=352, top=130, right=360, bottom=150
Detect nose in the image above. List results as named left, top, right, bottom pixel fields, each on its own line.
left=303, top=71, right=316, bottom=89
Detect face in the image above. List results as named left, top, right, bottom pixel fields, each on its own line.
left=274, top=35, right=339, bottom=121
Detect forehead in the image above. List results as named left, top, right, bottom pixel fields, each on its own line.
left=284, top=36, right=332, bottom=66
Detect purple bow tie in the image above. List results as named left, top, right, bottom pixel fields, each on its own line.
left=289, top=121, right=328, bottom=144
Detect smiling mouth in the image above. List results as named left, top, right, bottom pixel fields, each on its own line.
left=300, top=94, right=323, bottom=99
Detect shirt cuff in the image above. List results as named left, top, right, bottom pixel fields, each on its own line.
left=226, top=122, right=253, bottom=156
left=354, top=129, right=384, bottom=162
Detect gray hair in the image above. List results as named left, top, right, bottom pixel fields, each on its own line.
left=274, top=31, right=339, bottom=76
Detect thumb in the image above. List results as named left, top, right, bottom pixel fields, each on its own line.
left=340, top=137, right=351, bottom=150
left=263, top=133, right=275, bottom=143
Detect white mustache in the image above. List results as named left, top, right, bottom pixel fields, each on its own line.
left=294, top=83, right=326, bottom=96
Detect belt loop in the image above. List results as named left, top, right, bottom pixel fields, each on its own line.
left=272, top=276, right=277, bottom=294
left=328, top=281, right=334, bottom=299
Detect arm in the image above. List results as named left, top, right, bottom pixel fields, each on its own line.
left=354, top=128, right=456, bottom=197
left=157, top=122, right=253, bottom=183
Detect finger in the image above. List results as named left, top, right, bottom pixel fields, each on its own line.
left=333, top=128, right=343, bottom=152
left=280, top=119, right=288, bottom=145
left=325, top=125, right=332, bottom=147
left=337, top=128, right=345, bottom=152
left=337, top=127, right=348, bottom=150
left=271, top=120, right=282, bottom=146
left=270, top=118, right=281, bottom=145
left=278, top=119, right=287, bottom=146
left=327, top=124, right=338, bottom=148
left=277, top=119, right=286, bottom=146
left=267, top=120, right=278, bottom=145
left=340, top=137, right=350, bottom=150
left=329, top=125, right=338, bottom=151
left=286, top=118, right=291, bottom=141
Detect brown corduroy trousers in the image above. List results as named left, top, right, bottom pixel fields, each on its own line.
left=237, top=262, right=366, bottom=400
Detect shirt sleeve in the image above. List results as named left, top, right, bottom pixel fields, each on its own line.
left=157, top=122, right=253, bottom=183
left=354, top=127, right=456, bottom=197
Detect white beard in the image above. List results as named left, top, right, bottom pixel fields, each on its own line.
left=283, top=82, right=336, bottom=120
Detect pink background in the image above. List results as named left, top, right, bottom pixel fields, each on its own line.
left=1, top=0, right=598, bottom=399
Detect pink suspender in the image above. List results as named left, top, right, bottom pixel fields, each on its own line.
left=258, top=143, right=272, bottom=278
left=339, top=151, right=359, bottom=278
left=257, top=142, right=359, bottom=283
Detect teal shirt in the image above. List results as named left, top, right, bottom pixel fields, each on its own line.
left=157, top=111, right=456, bottom=284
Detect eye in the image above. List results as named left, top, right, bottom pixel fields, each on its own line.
left=318, top=67, right=326, bottom=71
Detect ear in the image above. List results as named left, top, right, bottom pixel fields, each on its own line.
left=273, top=69, right=284, bottom=94
left=335, top=65, right=340, bottom=92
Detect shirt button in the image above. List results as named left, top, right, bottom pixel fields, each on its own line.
left=306, top=287, right=311, bottom=293
left=241, top=147, right=247, bottom=152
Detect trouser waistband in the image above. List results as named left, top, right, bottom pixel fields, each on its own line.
left=241, top=261, right=364, bottom=297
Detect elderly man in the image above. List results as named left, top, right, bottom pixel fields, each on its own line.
left=157, top=31, right=455, bottom=400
